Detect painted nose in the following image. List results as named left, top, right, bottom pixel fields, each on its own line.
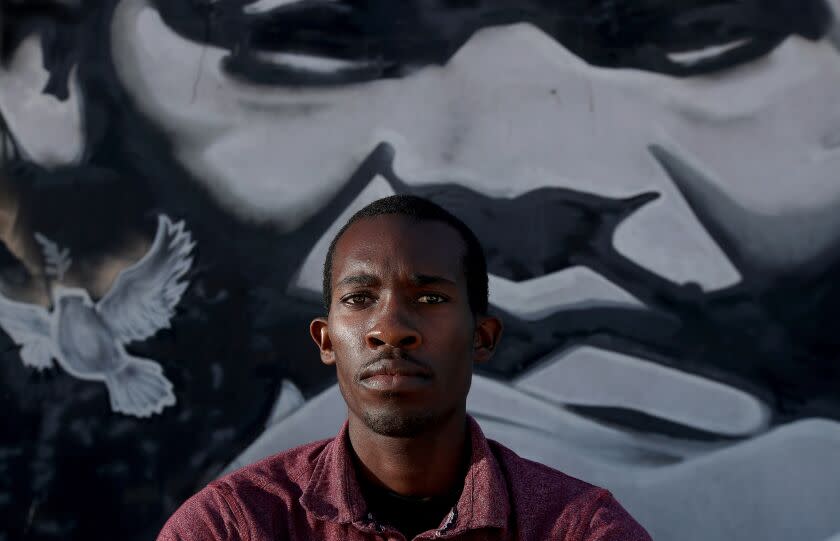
left=365, top=296, right=422, bottom=350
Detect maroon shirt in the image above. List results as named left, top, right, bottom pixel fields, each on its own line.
left=158, top=417, right=652, bottom=540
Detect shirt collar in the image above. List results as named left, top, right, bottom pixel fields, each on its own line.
left=300, top=415, right=510, bottom=531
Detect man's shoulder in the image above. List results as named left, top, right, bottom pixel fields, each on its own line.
left=157, top=438, right=335, bottom=541
left=487, top=438, right=601, bottom=499
left=215, top=435, right=333, bottom=498
left=486, top=438, right=652, bottom=540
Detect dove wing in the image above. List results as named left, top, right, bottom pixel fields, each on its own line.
left=0, top=291, right=54, bottom=370
left=97, top=215, right=194, bottom=343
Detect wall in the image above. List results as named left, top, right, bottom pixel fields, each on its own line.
left=2, top=1, right=840, bottom=539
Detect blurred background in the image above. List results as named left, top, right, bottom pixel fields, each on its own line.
left=2, top=0, right=840, bottom=539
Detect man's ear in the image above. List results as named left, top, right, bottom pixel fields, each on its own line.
left=473, top=315, right=503, bottom=365
left=310, top=317, right=336, bottom=366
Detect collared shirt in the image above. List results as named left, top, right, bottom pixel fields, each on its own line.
left=157, top=417, right=652, bottom=541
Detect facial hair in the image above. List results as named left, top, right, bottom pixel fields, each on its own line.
left=360, top=403, right=440, bottom=438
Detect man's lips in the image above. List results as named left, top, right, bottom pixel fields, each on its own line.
left=358, top=358, right=433, bottom=392
left=359, top=358, right=432, bottom=379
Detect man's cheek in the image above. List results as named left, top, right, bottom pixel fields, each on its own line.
left=331, top=319, right=365, bottom=348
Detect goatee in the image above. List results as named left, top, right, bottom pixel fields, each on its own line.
left=361, top=408, right=438, bottom=438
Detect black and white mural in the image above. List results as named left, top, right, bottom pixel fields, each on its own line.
left=3, top=1, right=840, bottom=539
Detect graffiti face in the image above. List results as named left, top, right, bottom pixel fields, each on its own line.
left=312, top=215, right=499, bottom=437
left=111, top=0, right=840, bottom=287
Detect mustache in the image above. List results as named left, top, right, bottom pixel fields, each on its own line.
left=355, top=349, right=433, bottom=381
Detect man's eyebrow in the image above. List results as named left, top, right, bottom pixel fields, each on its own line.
left=336, top=273, right=380, bottom=288
left=410, top=274, right=456, bottom=287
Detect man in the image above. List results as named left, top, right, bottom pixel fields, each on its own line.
left=158, top=195, right=652, bottom=540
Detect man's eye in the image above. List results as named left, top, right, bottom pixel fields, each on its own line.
left=343, top=294, right=371, bottom=305
left=417, top=294, right=446, bottom=304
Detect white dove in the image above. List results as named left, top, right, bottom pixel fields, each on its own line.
left=0, top=215, right=194, bottom=417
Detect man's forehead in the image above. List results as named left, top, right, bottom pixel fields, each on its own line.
left=332, top=216, right=466, bottom=281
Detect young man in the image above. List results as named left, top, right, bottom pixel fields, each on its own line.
left=157, top=195, right=652, bottom=540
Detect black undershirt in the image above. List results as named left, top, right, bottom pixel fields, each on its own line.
left=359, top=475, right=463, bottom=540
left=354, top=435, right=470, bottom=540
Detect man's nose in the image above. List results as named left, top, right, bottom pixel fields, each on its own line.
left=365, top=296, right=422, bottom=350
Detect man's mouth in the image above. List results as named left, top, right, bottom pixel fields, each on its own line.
left=358, top=359, right=433, bottom=392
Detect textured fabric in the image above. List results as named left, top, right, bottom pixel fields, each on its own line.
left=157, top=417, right=652, bottom=541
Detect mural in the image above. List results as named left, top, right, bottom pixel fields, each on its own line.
left=2, top=0, right=840, bottom=540
left=0, top=215, right=190, bottom=418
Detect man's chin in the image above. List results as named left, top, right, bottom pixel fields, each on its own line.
left=361, top=408, right=439, bottom=438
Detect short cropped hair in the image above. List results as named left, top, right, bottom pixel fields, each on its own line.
left=322, top=195, right=489, bottom=315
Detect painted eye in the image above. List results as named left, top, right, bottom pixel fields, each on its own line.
left=417, top=294, right=446, bottom=304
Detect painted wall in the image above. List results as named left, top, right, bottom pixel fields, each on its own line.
left=2, top=1, right=840, bottom=539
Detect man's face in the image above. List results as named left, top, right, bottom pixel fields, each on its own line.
left=311, top=215, right=496, bottom=437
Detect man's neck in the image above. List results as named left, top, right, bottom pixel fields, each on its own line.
left=347, top=411, right=469, bottom=498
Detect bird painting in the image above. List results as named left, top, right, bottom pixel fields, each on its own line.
left=0, top=215, right=194, bottom=417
